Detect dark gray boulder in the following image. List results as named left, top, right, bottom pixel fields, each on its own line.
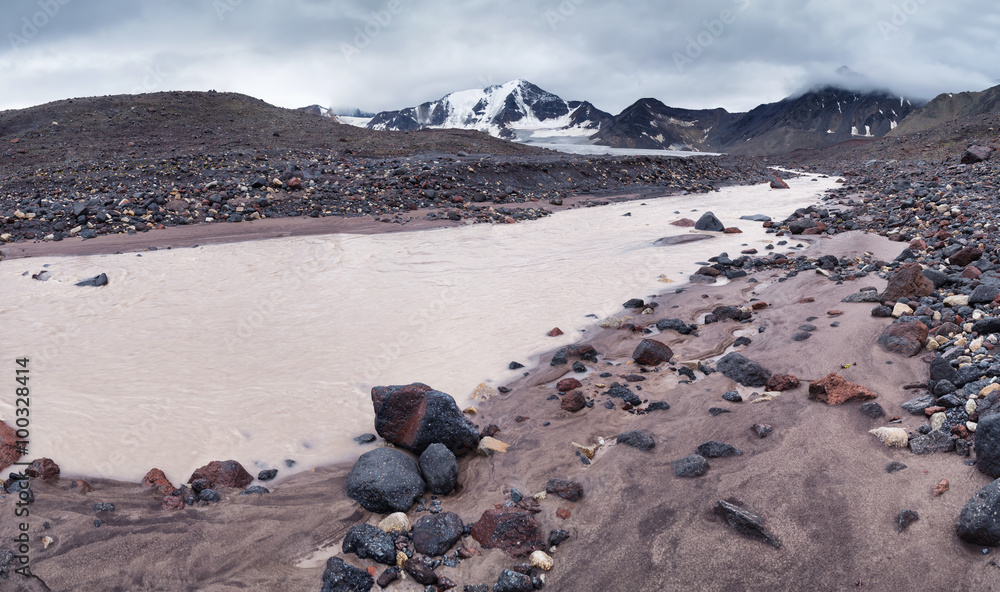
left=976, top=415, right=1000, bottom=478
left=672, top=455, right=709, bottom=477
left=695, top=211, right=725, bottom=232
left=418, top=443, right=459, bottom=496
left=973, top=318, right=1000, bottom=335
left=715, top=500, right=781, bottom=548
left=616, top=431, right=655, bottom=451
left=342, top=523, right=396, bottom=565
left=412, top=512, right=464, bottom=556
left=958, top=479, right=1000, bottom=546
left=345, top=448, right=425, bottom=513
left=696, top=441, right=742, bottom=458
left=75, top=273, right=109, bottom=287
left=371, top=383, right=480, bottom=456
left=716, top=353, right=772, bottom=387
left=971, top=285, right=1000, bottom=304
left=929, top=356, right=956, bottom=382
left=321, top=557, right=374, bottom=592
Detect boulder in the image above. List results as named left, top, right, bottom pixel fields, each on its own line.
left=696, top=441, right=742, bottom=458
left=950, top=247, right=983, bottom=267
left=546, top=478, right=584, bottom=501
left=404, top=555, right=438, bottom=585
left=788, top=219, right=818, bottom=234
left=765, top=374, right=800, bottom=391
left=24, top=458, right=59, bottom=482
left=188, top=460, right=253, bottom=489
left=770, top=177, right=790, bottom=189
left=75, top=273, right=109, bottom=287
left=616, top=431, right=655, bottom=451
left=880, top=263, right=933, bottom=303
left=715, top=500, right=781, bottom=548
left=371, top=383, right=480, bottom=456
left=493, top=569, right=534, bottom=592
left=877, top=320, right=928, bottom=356
left=808, top=373, right=877, bottom=405
left=632, top=339, right=673, bottom=365
left=342, top=523, right=396, bottom=565
left=929, top=356, right=956, bottom=382
left=973, top=317, right=1000, bottom=335
left=560, top=391, right=586, bottom=412
left=716, top=353, right=772, bottom=387
left=345, top=448, right=425, bottom=513
left=961, top=145, right=992, bottom=164
left=470, top=508, right=546, bottom=558
left=412, top=512, right=464, bottom=556
left=975, top=415, right=1000, bottom=478
left=672, top=455, right=709, bottom=477
left=141, top=468, right=176, bottom=495
left=695, top=211, right=725, bottom=232
left=909, top=429, right=955, bottom=454
left=418, top=443, right=459, bottom=496
left=320, top=557, right=374, bottom=592
left=958, top=479, right=1000, bottom=546
left=556, top=377, right=582, bottom=392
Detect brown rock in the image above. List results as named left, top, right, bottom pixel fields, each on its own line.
left=161, top=495, right=184, bottom=510
left=25, top=458, right=60, bottom=482
left=952, top=424, right=970, bottom=439
left=770, top=177, right=790, bottom=189
left=924, top=406, right=946, bottom=416
left=877, top=320, right=929, bottom=357
left=909, top=238, right=927, bottom=250
left=933, top=478, right=949, bottom=497
left=470, top=508, right=546, bottom=558
left=880, top=263, right=934, bottom=303
left=671, top=218, right=696, bottom=227
left=142, top=468, right=176, bottom=496
left=751, top=302, right=769, bottom=310
left=632, top=339, right=673, bottom=365
left=0, top=421, right=24, bottom=473
left=556, top=378, right=582, bottom=392
left=547, top=327, right=564, bottom=337
left=286, top=177, right=303, bottom=190
left=723, top=227, right=742, bottom=234
left=808, top=373, right=878, bottom=405
left=950, top=247, right=983, bottom=267
left=164, top=199, right=188, bottom=212
left=566, top=344, right=598, bottom=360
left=765, top=374, right=800, bottom=392
left=404, top=555, right=438, bottom=585
left=188, top=460, right=253, bottom=489
left=560, top=391, right=586, bottom=413
left=70, top=479, right=94, bottom=493
left=827, top=310, right=844, bottom=317
left=962, top=265, right=982, bottom=280
left=556, top=507, right=572, bottom=520
left=546, top=478, right=584, bottom=501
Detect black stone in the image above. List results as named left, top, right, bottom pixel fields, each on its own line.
left=354, top=433, right=377, bottom=445
left=199, top=489, right=220, bottom=502
left=716, top=353, right=772, bottom=387
left=93, top=503, right=115, bottom=513
left=412, top=512, right=464, bottom=557
left=616, top=431, right=655, bottom=451
left=419, top=443, right=459, bottom=496
left=493, top=569, right=533, bottom=592
left=346, top=448, right=426, bottom=513
left=321, top=557, right=374, bottom=592
left=885, top=462, right=907, bottom=473
left=696, top=441, right=742, bottom=458
left=672, top=455, right=709, bottom=477
left=909, top=429, right=955, bottom=455
left=897, top=510, right=919, bottom=533
left=240, top=486, right=270, bottom=495
left=709, top=407, right=731, bottom=416
left=860, top=402, right=886, bottom=419
left=958, top=479, right=1000, bottom=546
left=715, top=500, right=781, bottom=548
left=258, top=469, right=278, bottom=481
left=342, top=523, right=397, bottom=565
left=976, top=415, right=1000, bottom=478
left=548, top=529, right=570, bottom=547
left=75, top=273, right=109, bottom=287
left=647, top=401, right=670, bottom=411
left=695, top=211, right=725, bottom=232
left=722, top=390, right=743, bottom=403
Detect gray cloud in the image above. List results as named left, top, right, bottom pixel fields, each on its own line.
left=1, top=0, right=998, bottom=116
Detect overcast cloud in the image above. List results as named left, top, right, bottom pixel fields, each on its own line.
left=1, top=0, right=999, bottom=115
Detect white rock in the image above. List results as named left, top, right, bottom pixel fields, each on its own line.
left=530, top=550, right=554, bottom=571
left=967, top=399, right=978, bottom=415
left=378, top=512, right=411, bottom=533
left=969, top=421, right=979, bottom=433
left=974, top=310, right=985, bottom=320
left=970, top=338, right=985, bottom=352
left=892, top=303, right=914, bottom=318
left=869, top=427, right=909, bottom=448
left=944, top=295, right=970, bottom=307
left=930, top=412, right=946, bottom=432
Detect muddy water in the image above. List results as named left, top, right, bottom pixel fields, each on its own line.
left=0, top=173, right=838, bottom=483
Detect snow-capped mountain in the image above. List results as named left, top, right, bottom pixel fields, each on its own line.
left=366, top=80, right=613, bottom=139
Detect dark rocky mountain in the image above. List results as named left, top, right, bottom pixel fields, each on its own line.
left=888, top=84, right=1000, bottom=135
left=367, top=80, right=612, bottom=139
left=590, top=98, right=738, bottom=151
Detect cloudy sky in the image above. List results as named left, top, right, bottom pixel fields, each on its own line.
left=2, top=0, right=999, bottom=115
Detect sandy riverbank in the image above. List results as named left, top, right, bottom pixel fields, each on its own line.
left=3, top=227, right=995, bottom=591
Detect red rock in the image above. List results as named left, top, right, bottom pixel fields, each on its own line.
left=670, top=218, right=696, bottom=227
left=0, top=421, right=23, bottom=473
left=770, top=177, right=790, bottom=189
left=962, top=265, right=982, bottom=280
left=751, top=302, right=769, bottom=310
left=70, top=479, right=94, bottom=493
left=909, top=238, right=927, bottom=250
left=556, top=378, right=582, bottom=392
left=546, top=478, right=584, bottom=501
left=881, top=263, right=934, bottom=302
left=142, top=468, right=176, bottom=496
left=632, top=339, right=673, bottom=365
left=161, top=495, right=184, bottom=510
left=566, top=344, right=598, bottom=361
left=556, top=508, right=572, bottom=520
left=924, top=406, right=946, bottom=416
left=951, top=425, right=969, bottom=439
left=808, top=373, right=878, bottom=405
left=765, top=374, right=800, bottom=392
left=188, top=460, right=253, bottom=489
left=933, top=478, right=949, bottom=497
left=470, top=508, right=545, bottom=558
left=286, top=177, right=303, bottom=190
left=877, top=320, right=929, bottom=357
left=366, top=566, right=377, bottom=577
left=741, top=248, right=758, bottom=255
left=24, top=458, right=59, bottom=482
left=547, top=327, right=563, bottom=337
left=457, top=546, right=479, bottom=559
left=798, top=297, right=815, bottom=303
left=723, top=227, right=742, bottom=234
left=560, top=391, right=586, bottom=412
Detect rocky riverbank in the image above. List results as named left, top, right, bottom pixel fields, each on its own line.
left=8, top=152, right=1000, bottom=589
